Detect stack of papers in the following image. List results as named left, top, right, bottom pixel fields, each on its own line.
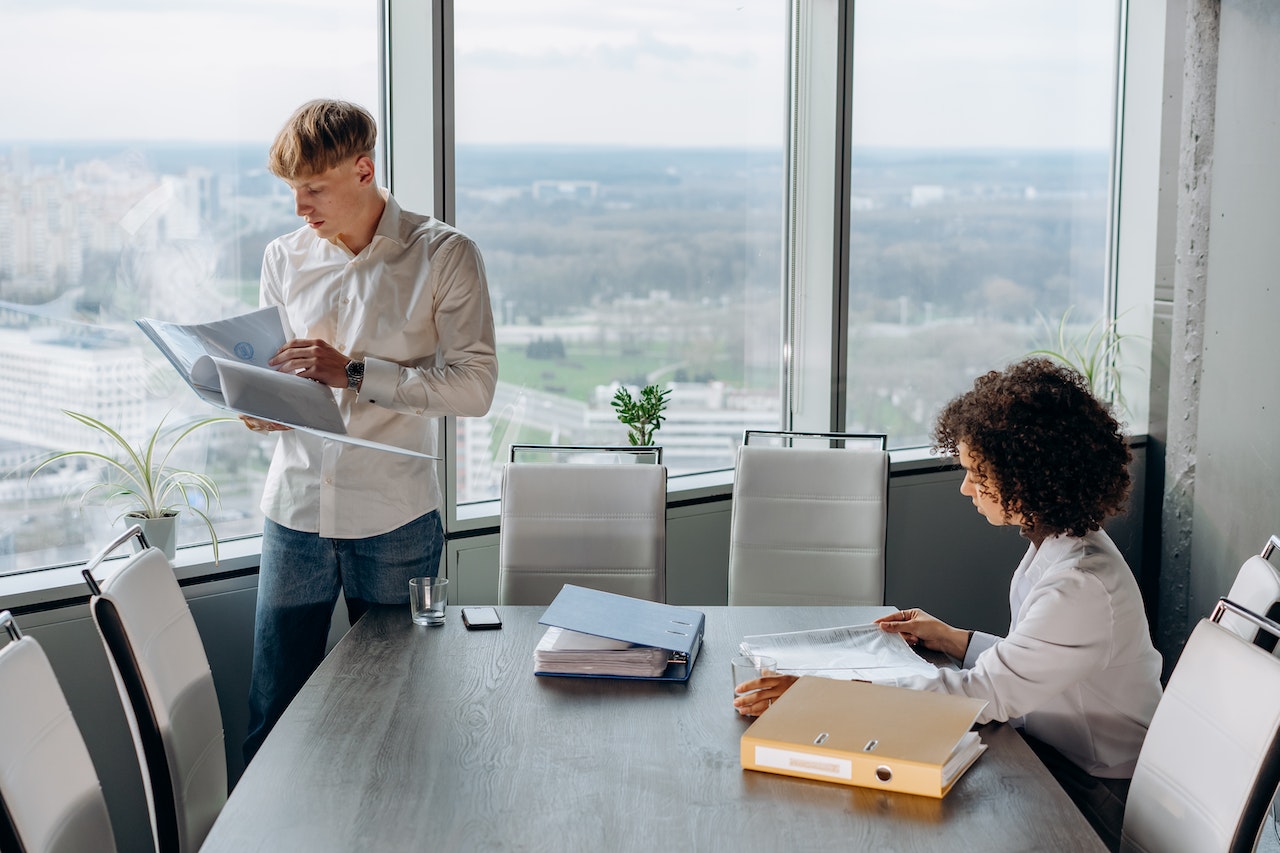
left=534, top=626, right=670, bottom=677
left=532, top=585, right=705, bottom=681
left=739, top=623, right=938, bottom=682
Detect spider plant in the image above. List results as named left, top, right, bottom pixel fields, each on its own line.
left=28, top=410, right=235, bottom=562
left=1028, top=307, right=1143, bottom=416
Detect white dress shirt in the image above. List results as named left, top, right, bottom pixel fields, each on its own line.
left=258, top=192, right=497, bottom=539
left=893, top=529, right=1163, bottom=778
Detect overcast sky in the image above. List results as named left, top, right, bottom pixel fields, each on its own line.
left=1, top=0, right=1117, bottom=149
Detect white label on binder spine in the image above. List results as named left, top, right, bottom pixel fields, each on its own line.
left=755, top=746, right=853, bottom=780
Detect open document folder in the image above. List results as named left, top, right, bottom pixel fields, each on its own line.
left=740, top=676, right=988, bottom=798
left=534, top=584, right=705, bottom=682
left=137, top=307, right=436, bottom=459
left=738, top=623, right=938, bottom=682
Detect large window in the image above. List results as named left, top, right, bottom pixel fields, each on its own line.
left=0, top=1, right=377, bottom=573
left=843, top=1, right=1121, bottom=446
left=1, top=0, right=1131, bottom=574
left=450, top=0, right=788, bottom=504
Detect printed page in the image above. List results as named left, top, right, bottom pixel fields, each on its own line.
left=137, top=306, right=287, bottom=389
left=534, top=626, right=669, bottom=676
left=739, top=623, right=938, bottom=681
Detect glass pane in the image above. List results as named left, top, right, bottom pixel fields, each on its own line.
left=0, top=2, right=377, bottom=573
left=845, top=1, right=1120, bottom=448
left=453, top=0, right=787, bottom=503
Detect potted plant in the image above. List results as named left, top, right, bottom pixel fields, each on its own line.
left=1028, top=306, right=1144, bottom=418
left=28, top=410, right=235, bottom=562
left=611, top=383, right=672, bottom=446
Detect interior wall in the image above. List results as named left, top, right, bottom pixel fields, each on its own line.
left=1185, top=0, right=1280, bottom=620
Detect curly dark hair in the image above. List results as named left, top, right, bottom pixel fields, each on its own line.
left=932, top=357, right=1131, bottom=539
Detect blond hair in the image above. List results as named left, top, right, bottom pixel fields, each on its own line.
left=268, top=99, right=377, bottom=180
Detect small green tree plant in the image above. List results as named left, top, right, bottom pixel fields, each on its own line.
left=610, top=384, right=672, bottom=446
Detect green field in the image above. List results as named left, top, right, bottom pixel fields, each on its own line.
left=496, top=341, right=744, bottom=402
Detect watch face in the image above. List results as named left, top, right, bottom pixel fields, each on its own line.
left=346, top=360, right=364, bottom=389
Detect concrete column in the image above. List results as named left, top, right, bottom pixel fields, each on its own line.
left=1158, top=0, right=1219, bottom=670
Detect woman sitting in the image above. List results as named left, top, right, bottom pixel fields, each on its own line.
left=733, top=357, right=1162, bottom=851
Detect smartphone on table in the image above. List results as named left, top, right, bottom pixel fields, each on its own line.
left=461, top=606, right=503, bottom=630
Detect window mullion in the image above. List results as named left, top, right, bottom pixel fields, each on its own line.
left=787, top=0, right=843, bottom=434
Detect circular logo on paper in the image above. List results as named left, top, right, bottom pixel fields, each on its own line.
left=233, top=341, right=254, bottom=360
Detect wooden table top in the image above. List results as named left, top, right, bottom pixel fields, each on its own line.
left=201, top=604, right=1105, bottom=852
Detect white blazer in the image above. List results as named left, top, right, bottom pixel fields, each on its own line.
left=895, top=529, right=1163, bottom=778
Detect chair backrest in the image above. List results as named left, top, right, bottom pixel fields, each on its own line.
left=1121, top=598, right=1280, bottom=853
left=499, top=461, right=667, bottom=605
left=1220, top=535, right=1280, bottom=652
left=83, top=527, right=226, bottom=853
left=0, top=611, right=117, bottom=853
left=728, top=431, right=888, bottom=606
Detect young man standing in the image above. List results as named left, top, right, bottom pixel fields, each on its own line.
left=242, top=99, right=497, bottom=762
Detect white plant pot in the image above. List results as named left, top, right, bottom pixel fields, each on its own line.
left=128, top=512, right=178, bottom=559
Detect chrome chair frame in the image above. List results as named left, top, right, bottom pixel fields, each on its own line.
left=508, top=443, right=663, bottom=464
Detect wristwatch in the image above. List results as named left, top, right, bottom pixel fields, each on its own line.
left=345, top=359, right=365, bottom=391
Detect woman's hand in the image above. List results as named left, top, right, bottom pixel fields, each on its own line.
left=875, top=609, right=971, bottom=660
left=732, top=673, right=799, bottom=717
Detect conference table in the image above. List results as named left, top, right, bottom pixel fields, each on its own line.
left=201, top=605, right=1107, bottom=852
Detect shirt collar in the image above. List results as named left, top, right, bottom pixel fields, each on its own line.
left=371, top=189, right=406, bottom=247
left=327, top=189, right=404, bottom=256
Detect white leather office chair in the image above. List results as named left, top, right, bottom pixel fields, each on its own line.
left=0, top=610, right=118, bottom=853
left=728, top=430, right=888, bottom=606
left=83, top=526, right=226, bottom=853
left=499, top=449, right=667, bottom=606
left=1220, top=534, right=1280, bottom=652
left=1121, top=598, right=1280, bottom=853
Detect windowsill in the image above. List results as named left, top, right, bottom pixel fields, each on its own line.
left=0, top=440, right=1140, bottom=613
left=0, top=535, right=264, bottom=614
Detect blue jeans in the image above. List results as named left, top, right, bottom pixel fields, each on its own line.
left=243, top=512, right=443, bottom=764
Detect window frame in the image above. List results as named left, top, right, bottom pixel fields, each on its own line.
left=386, top=0, right=1155, bottom=534
left=0, top=0, right=1163, bottom=594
